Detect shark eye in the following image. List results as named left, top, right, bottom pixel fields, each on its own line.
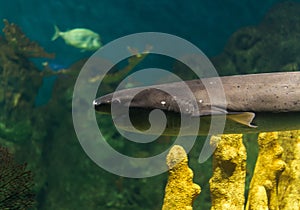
left=160, top=100, right=167, bottom=106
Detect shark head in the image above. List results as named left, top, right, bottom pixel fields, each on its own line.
left=93, top=87, right=181, bottom=114
left=93, top=87, right=193, bottom=135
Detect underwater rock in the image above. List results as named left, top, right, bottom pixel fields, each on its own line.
left=212, top=1, right=300, bottom=75
left=162, top=145, right=200, bottom=210
left=209, top=134, right=246, bottom=210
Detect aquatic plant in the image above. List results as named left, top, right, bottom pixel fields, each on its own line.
left=0, top=146, right=35, bottom=209
left=0, top=22, right=42, bottom=142
left=2, top=19, right=54, bottom=59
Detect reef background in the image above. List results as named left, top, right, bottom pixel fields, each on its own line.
left=0, top=0, right=283, bottom=65
left=1, top=1, right=300, bottom=209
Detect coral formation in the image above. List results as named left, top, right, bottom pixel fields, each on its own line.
left=278, top=130, right=300, bottom=209
left=0, top=146, right=35, bottom=209
left=209, top=134, right=246, bottom=210
left=188, top=131, right=299, bottom=210
left=162, top=145, right=200, bottom=210
left=246, top=132, right=286, bottom=210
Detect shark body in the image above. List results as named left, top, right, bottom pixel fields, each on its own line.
left=94, top=71, right=300, bottom=135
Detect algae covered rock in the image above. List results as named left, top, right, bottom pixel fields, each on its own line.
left=212, top=1, right=300, bottom=75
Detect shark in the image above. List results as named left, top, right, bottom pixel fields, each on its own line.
left=93, top=71, right=300, bottom=136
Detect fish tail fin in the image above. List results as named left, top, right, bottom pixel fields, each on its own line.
left=51, top=25, right=61, bottom=41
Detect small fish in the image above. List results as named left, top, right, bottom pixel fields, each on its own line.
left=51, top=25, right=101, bottom=51
left=94, top=71, right=300, bottom=136
left=42, top=61, right=67, bottom=71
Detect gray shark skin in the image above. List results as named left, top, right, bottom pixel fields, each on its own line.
left=94, top=71, right=300, bottom=136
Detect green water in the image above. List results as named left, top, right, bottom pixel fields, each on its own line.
left=0, top=1, right=300, bottom=209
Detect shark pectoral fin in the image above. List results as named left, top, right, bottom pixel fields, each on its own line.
left=227, top=112, right=257, bottom=128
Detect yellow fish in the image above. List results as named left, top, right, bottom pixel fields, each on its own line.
left=51, top=25, right=101, bottom=51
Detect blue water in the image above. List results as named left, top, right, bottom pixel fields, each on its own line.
left=0, top=0, right=284, bottom=66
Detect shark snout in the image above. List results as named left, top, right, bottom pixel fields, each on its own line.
left=93, top=94, right=114, bottom=113
left=94, top=87, right=146, bottom=113
left=94, top=92, right=132, bottom=114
